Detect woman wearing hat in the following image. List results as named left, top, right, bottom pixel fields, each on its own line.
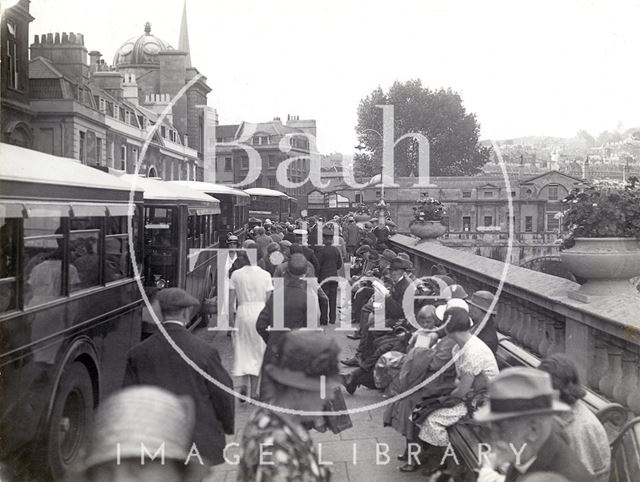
left=417, top=306, right=499, bottom=467
left=229, top=252, right=273, bottom=399
left=238, top=331, right=341, bottom=482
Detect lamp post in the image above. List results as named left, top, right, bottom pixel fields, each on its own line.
left=357, top=128, right=386, bottom=200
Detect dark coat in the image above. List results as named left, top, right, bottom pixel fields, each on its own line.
left=472, top=314, right=499, bottom=354
left=505, top=432, right=595, bottom=482
left=386, top=275, right=410, bottom=320
left=124, top=324, right=235, bottom=465
left=314, top=243, right=343, bottom=282
left=256, top=274, right=318, bottom=364
left=302, top=246, right=321, bottom=275
left=344, top=223, right=361, bottom=247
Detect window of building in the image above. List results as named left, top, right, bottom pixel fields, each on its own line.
left=131, top=148, right=138, bottom=169
left=548, top=185, right=559, bottom=201
left=375, top=190, right=381, bottom=198
left=241, top=156, right=249, bottom=170
left=224, top=157, right=232, bottom=171
left=511, top=191, right=516, bottom=197
left=113, top=105, right=119, bottom=119
left=462, top=216, right=471, bottom=231
left=253, top=137, right=260, bottom=146
left=99, top=98, right=106, bottom=113
left=269, top=177, right=276, bottom=188
left=125, top=111, right=130, bottom=125
left=79, top=131, right=86, bottom=162
left=483, top=216, right=493, bottom=227
left=355, top=193, right=362, bottom=203
left=120, top=145, right=127, bottom=171
left=96, top=138, right=103, bottom=165
left=484, top=191, right=494, bottom=198
left=462, top=191, right=471, bottom=198
left=6, top=22, right=19, bottom=89
left=546, top=212, right=560, bottom=232
left=268, top=155, right=277, bottom=168
left=525, top=216, right=533, bottom=233
left=260, top=136, right=269, bottom=145
left=161, top=126, right=166, bottom=138
left=24, top=216, right=65, bottom=307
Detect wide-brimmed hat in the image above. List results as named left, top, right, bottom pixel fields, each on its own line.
left=288, top=253, right=308, bottom=276
left=468, top=290, right=497, bottom=316
left=382, top=249, right=397, bottom=262
left=264, top=219, right=273, bottom=225
left=441, top=284, right=468, bottom=300
left=83, top=386, right=195, bottom=470
left=436, top=298, right=469, bottom=321
left=156, top=288, right=199, bottom=313
left=227, top=234, right=239, bottom=243
left=322, top=225, right=335, bottom=237
left=265, top=331, right=341, bottom=392
left=279, top=240, right=292, bottom=248
left=390, top=257, right=413, bottom=271
left=355, top=245, right=371, bottom=256
left=474, top=367, right=571, bottom=422
left=363, top=221, right=373, bottom=230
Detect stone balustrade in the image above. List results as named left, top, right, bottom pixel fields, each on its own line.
left=389, top=233, right=640, bottom=414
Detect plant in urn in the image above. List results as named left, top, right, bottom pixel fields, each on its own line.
left=409, top=195, right=447, bottom=241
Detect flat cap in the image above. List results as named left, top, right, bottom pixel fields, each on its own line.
left=156, top=288, right=199, bottom=313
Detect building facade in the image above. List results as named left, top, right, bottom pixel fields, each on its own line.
left=1, top=1, right=209, bottom=181
left=214, top=115, right=316, bottom=208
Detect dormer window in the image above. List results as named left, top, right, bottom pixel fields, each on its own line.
left=160, top=126, right=166, bottom=138
left=483, top=191, right=494, bottom=198
left=99, top=98, right=106, bottom=113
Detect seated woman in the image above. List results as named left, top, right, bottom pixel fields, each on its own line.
left=417, top=305, right=499, bottom=470
left=539, top=354, right=611, bottom=482
left=383, top=305, right=457, bottom=472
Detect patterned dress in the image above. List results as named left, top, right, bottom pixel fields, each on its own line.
left=418, top=335, right=499, bottom=446
left=238, top=408, right=331, bottom=482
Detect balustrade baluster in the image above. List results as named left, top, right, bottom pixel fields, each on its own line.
left=614, top=348, right=638, bottom=408
left=511, top=303, right=525, bottom=345
left=547, top=319, right=565, bottom=355
left=599, top=345, right=623, bottom=401
left=496, top=298, right=509, bottom=334
left=588, top=336, right=610, bottom=392
left=518, top=310, right=531, bottom=348
left=524, top=312, right=540, bottom=352
left=627, top=364, right=640, bottom=414
left=538, top=318, right=552, bottom=356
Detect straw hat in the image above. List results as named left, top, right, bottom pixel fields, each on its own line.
left=83, top=386, right=195, bottom=470
left=435, top=298, right=469, bottom=321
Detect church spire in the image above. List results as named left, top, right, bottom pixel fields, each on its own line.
left=178, top=0, right=192, bottom=68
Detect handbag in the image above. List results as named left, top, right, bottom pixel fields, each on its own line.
left=323, top=387, right=353, bottom=434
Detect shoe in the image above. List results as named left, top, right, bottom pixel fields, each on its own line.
left=340, top=357, right=359, bottom=367
left=397, top=451, right=408, bottom=461
left=341, top=374, right=357, bottom=395
left=346, top=333, right=361, bottom=340
left=399, top=464, right=420, bottom=472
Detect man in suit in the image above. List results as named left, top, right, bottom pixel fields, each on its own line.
left=475, top=367, right=593, bottom=482
left=124, top=288, right=235, bottom=467
left=314, top=225, right=344, bottom=325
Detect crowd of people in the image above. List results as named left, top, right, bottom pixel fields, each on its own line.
left=71, top=212, right=611, bottom=482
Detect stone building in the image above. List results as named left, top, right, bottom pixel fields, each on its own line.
left=214, top=115, right=316, bottom=207
left=1, top=0, right=209, bottom=181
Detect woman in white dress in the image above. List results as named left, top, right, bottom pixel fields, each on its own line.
left=418, top=305, right=499, bottom=449
left=229, top=254, right=273, bottom=398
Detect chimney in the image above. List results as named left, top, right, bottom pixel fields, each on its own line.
left=122, top=72, right=139, bottom=105
left=92, top=71, right=124, bottom=99
left=144, top=93, right=173, bottom=124
left=89, top=50, right=102, bottom=74
left=30, top=31, right=89, bottom=81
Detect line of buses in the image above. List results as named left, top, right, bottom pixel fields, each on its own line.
left=0, top=143, right=299, bottom=479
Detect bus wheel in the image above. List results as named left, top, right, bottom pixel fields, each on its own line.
left=47, top=362, right=94, bottom=479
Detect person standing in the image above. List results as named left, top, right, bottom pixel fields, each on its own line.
left=314, top=225, right=343, bottom=324
left=253, top=226, right=273, bottom=260
left=343, top=216, right=361, bottom=261
left=237, top=331, right=341, bottom=482
left=124, top=288, right=234, bottom=467
left=229, top=255, right=273, bottom=398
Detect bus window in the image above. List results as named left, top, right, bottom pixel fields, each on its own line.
left=144, top=207, right=177, bottom=289
left=106, top=215, right=132, bottom=282
left=69, top=216, right=101, bottom=291
left=24, top=216, right=74, bottom=308
left=0, top=217, right=18, bottom=312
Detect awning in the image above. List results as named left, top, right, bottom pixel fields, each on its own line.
left=23, top=202, right=71, bottom=218
left=189, top=207, right=221, bottom=216
left=106, top=204, right=135, bottom=217
left=0, top=201, right=27, bottom=218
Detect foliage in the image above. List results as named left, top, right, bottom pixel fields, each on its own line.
left=412, top=196, right=446, bottom=222
left=559, top=176, right=640, bottom=249
left=354, top=203, right=370, bottom=216
left=352, top=152, right=377, bottom=181
left=354, top=80, right=491, bottom=178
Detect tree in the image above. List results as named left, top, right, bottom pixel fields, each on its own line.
left=354, top=80, right=491, bottom=178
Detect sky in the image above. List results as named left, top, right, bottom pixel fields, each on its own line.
left=28, top=0, right=640, bottom=154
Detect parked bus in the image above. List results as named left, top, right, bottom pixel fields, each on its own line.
left=114, top=175, right=221, bottom=325
left=0, top=144, right=144, bottom=479
left=171, top=181, right=249, bottom=247
left=245, top=187, right=289, bottom=222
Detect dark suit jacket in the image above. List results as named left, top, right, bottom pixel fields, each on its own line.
left=386, top=275, right=410, bottom=320
left=314, top=244, right=343, bottom=282
left=124, top=324, right=235, bottom=465
left=505, top=431, right=594, bottom=482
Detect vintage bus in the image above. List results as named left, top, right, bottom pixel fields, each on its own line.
left=114, top=175, right=221, bottom=324
left=0, top=144, right=144, bottom=479
left=244, top=187, right=290, bottom=222
left=171, top=181, right=249, bottom=247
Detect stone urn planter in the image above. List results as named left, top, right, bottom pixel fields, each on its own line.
left=354, top=213, right=371, bottom=223
left=560, top=237, right=640, bottom=298
left=409, top=221, right=447, bottom=241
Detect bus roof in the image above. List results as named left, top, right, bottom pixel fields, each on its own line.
left=244, top=187, right=288, bottom=198
left=114, top=174, right=221, bottom=211
left=0, top=143, right=138, bottom=194
left=171, top=181, right=249, bottom=197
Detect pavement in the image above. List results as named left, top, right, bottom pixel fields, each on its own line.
left=196, top=323, right=428, bottom=482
